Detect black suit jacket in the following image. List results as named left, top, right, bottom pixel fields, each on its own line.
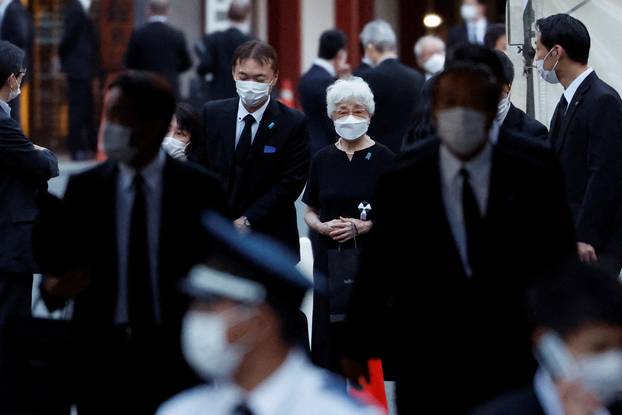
left=353, top=61, right=372, bottom=77
left=447, top=22, right=489, bottom=50
left=189, top=98, right=309, bottom=260
left=346, top=138, right=576, bottom=413
left=298, top=64, right=337, bottom=157
left=502, top=104, right=549, bottom=143
left=196, top=27, right=252, bottom=101
left=473, top=385, right=622, bottom=415
left=125, top=21, right=192, bottom=95
left=361, top=58, right=425, bottom=153
left=59, top=0, right=98, bottom=80
left=1, top=0, right=32, bottom=52
left=549, top=72, right=622, bottom=270
left=0, top=108, right=58, bottom=274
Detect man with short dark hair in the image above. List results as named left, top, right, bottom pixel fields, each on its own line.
left=474, top=261, right=622, bottom=415
left=536, top=14, right=622, bottom=275
left=0, top=40, right=57, bottom=320
left=188, top=40, right=309, bottom=261
left=157, top=213, right=383, bottom=415
left=40, top=71, right=227, bottom=413
left=196, top=0, right=253, bottom=101
left=484, top=23, right=507, bottom=51
left=124, top=0, right=191, bottom=96
left=343, top=63, right=576, bottom=413
left=359, top=19, right=424, bottom=153
left=448, top=0, right=489, bottom=48
left=299, top=29, right=348, bottom=157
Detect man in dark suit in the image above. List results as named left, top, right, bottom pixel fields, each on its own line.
left=343, top=64, right=576, bottom=413
left=188, top=40, right=309, bottom=261
left=60, top=0, right=99, bottom=161
left=0, top=0, right=32, bottom=124
left=358, top=19, right=424, bottom=153
left=196, top=0, right=253, bottom=101
left=474, top=262, right=622, bottom=415
left=496, top=51, right=548, bottom=142
left=40, top=72, right=226, bottom=414
left=0, top=41, right=58, bottom=322
left=298, top=29, right=347, bottom=157
left=536, top=14, right=622, bottom=276
left=124, top=0, right=191, bottom=97
left=447, top=0, right=489, bottom=49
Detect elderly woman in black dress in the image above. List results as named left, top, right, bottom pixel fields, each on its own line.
left=303, top=77, right=394, bottom=374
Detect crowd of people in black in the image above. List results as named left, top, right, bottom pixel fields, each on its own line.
left=1, top=0, right=622, bottom=413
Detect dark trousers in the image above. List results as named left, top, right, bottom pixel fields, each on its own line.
left=67, top=77, right=95, bottom=160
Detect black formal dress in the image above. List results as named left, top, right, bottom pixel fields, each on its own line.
left=59, top=0, right=99, bottom=160
left=345, top=137, right=576, bottom=413
left=549, top=71, right=622, bottom=275
left=361, top=58, right=425, bottom=153
left=196, top=27, right=253, bottom=101
left=40, top=155, right=227, bottom=414
left=302, top=142, right=394, bottom=373
left=125, top=20, right=192, bottom=96
left=298, top=64, right=337, bottom=157
left=188, top=97, right=310, bottom=261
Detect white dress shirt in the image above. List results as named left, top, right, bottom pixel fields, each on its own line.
left=313, top=58, right=336, bottom=77
left=440, top=142, right=492, bottom=277
left=148, top=15, right=168, bottom=24
left=0, top=99, right=11, bottom=117
left=157, top=349, right=383, bottom=415
left=115, top=150, right=166, bottom=324
left=235, top=97, right=271, bottom=148
left=534, top=368, right=610, bottom=415
left=467, top=18, right=488, bottom=44
left=563, top=67, right=594, bottom=111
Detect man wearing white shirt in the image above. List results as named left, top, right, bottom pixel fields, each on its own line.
left=536, top=14, right=622, bottom=276
left=344, top=63, right=576, bottom=413
left=40, top=72, right=226, bottom=414
left=448, top=0, right=489, bottom=49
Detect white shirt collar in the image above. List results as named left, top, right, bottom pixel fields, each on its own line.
left=0, top=99, right=11, bottom=117
left=237, top=96, right=271, bottom=124
left=440, top=140, right=493, bottom=186
left=148, top=15, right=168, bottom=23
left=313, top=58, right=336, bottom=77
left=118, top=149, right=167, bottom=193
left=563, top=67, right=594, bottom=105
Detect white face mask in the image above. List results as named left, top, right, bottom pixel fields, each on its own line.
left=334, top=115, right=369, bottom=141
left=162, top=136, right=188, bottom=160
left=436, top=107, right=488, bottom=157
left=423, top=53, right=445, bottom=75
left=181, top=308, right=255, bottom=381
left=102, top=122, right=137, bottom=163
left=235, top=79, right=272, bottom=108
left=8, top=75, right=20, bottom=102
left=579, top=350, right=622, bottom=406
left=461, top=4, right=478, bottom=21
left=536, top=48, right=560, bottom=85
left=496, top=95, right=511, bottom=124
left=78, top=0, right=91, bottom=11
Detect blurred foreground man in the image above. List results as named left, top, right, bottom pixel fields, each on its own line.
left=41, top=71, right=226, bottom=414
left=536, top=14, right=622, bottom=276
left=344, top=63, right=576, bottom=413
left=158, top=213, right=383, bottom=415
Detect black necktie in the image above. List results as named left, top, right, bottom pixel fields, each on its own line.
left=461, top=168, right=485, bottom=275
left=232, top=402, right=254, bottom=415
left=230, top=114, right=255, bottom=194
left=550, top=95, right=568, bottom=143
left=128, top=173, right=155, bottom=328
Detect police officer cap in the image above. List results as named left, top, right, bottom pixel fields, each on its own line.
left=181, top=212, right=313, bottom=311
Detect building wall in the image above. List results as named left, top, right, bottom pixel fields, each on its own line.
left=301, top=0, right=334, bottom=74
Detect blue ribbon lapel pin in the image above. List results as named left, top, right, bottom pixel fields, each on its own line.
left=264, top=145, right=277, bottom=154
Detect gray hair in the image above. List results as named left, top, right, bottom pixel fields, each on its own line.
left=326, top=77, right=375, bottom=117
left=359, top=19, right=397, bottom=52
left=414, top=35, right=445, bottom=58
